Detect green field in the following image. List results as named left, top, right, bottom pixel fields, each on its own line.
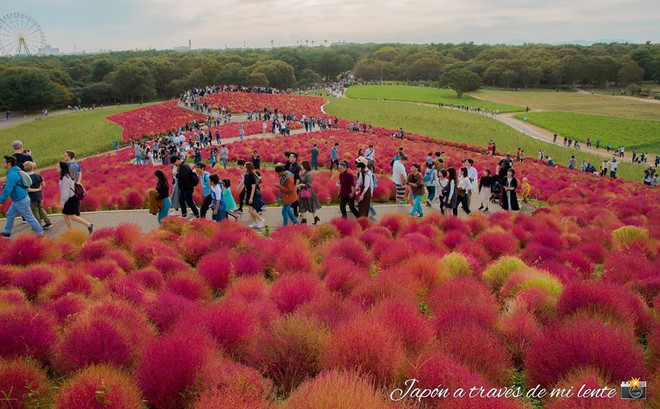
left=515, top=111, right=660, bottom=153
left=0, top=105, right=147, bottom=176
left=325, top=98, right=643, bottom=181
left=474, top=89, right=660, bottom=121
left=346, top=85, right=524, bottom=113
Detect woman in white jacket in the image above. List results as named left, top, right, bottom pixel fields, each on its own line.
left=59, top=162, right=93, bottom=233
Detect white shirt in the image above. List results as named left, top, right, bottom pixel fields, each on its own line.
left=610, top=161, right=618, bottom=171
left=467, top=166, right=478, bottom=192
left=392, top=161, right=407, bottom=185
left=365, top=147, right=375, bottom=161
left=356, top=170, right=373, bottom=195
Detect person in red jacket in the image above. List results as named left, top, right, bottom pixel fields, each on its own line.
left=337, top=160, right=360, bottom=219
left=274, top=164, right=298, bottom=226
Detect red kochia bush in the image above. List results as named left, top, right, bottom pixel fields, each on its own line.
left=324, top=237, right=372, bottom=268
left=496, top=310, right=541, bottom=368
left=145, top=290, right=200, bottom=332
left=0, top=305, right=56, bottom=363
left=525, top=318, right=647, bottom=388
left=197, top=249, right=233, bottom=292
left=201, top=300, right=259, bottom=359
left=323, top=257, right=369, bottom=296
left=192, top=391, right=273, bottom=409
left=0, top=235, right=58, bottom=266
left=136, top=329, right=216, bottom=409
left=233, top=253, right=265, bottom=277
left=322, top=317, right=405, bottom=385
left=557, top=280, right=651, bottom=336
left=56, top=365, right=143, bottom=409
left=11, top=265, right=56, bottom=299
left=151, top=255, right=192, bottom=277
left=270, top=273, right=322, bottom=314
left=0, top=358, right=51, bottom=409
left=428, top=277, right=499, bottom=332
left=165, top=272, right=212, bottom=301
left=475, top=231, right=520, bottom=260
left=372, top=299, right=435, bottom=355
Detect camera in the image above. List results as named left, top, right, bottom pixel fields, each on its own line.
left=620, top=380, right=646, bottom=400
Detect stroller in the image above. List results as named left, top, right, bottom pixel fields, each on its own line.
left=490, top=180, right=502, bottom=205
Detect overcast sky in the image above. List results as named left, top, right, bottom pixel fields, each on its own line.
left=7, top=0, right=660, bottom=53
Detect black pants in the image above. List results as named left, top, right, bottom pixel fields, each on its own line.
left=200, top=194, right=212, bottom=218
left=330, top=159, right=339, bottom=171
left=453, top=194, right=470, bottom=216
left=179, top=189, right=199, bottom=217
left=340, top=196, right=360, bottom=218
left=238, top=189, right=245, bottom=211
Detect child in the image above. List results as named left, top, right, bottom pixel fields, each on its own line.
left=521, top=177, right=531, bottom=203
left=209, top=174, right=226, bottom=222
left=222, top=179, right=238, bottom=220
left=24, top=161, right=52, bottom=229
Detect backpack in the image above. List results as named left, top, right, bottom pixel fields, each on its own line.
left=17, top=170, right=33, bottom=189
left=74, top=183, right=86, bottom=200
left=441, top=181, right=450, bottom=198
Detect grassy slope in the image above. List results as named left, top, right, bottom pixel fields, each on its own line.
left=325, top=98, right=641, bottom=181
left=0, top=104, right=148, bottom=176
left=515, top=111, right=660, bottom=153
left=346, top=85, right=524, bottom=113
left=474, top=89, right=660, bottom=121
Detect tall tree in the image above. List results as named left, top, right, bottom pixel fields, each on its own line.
left=439, top=68, right=482, bottom=98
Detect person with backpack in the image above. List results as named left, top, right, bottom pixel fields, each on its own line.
left=12, top=141, right=32, bottom=170
left=171, top=155, right=199, bottom=219
left=58, top=161, right=93, bottom=233
left=195, top=163, right=212, bottom=219
left=1, top=156, right=44, bottom=238
left=23, top=161, right=52, bottom=229
left=407, top=163, right=425, bottom=217
left=209, top=174, right=226, bottom=222
left=65, top=150, right=83, bottom=184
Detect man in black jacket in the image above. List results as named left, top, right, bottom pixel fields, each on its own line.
left=171, top=155, right=199, bottom=219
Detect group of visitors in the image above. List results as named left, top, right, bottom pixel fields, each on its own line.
left=0, top=141, right=92, bottom=238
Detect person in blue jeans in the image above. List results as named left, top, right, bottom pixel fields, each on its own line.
left=154, top=170, right=171, bottom=224
left=209, top=174, right=226, bottom=222
left=195, top=162, right=212, bottom=218
left=273, top=164, right=298, bottom=226
left=1, top=156, right=44, bottom=238
left=407, top=163, right=425, bottom=218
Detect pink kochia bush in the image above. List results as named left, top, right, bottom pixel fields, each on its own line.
left=0, top=358, right=51, bottom=409
left=55, top=365, right=143, bottom=409
left=525, top=318, right=647, bottom=388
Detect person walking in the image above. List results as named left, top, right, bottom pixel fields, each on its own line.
left=209, top=174, right=226, bottom=222
left=424, top=161, right=438, bottom=207
left=153, top=170, right=171, bottom=224
left=392, top=153, right=408, bottom=205
left=338, top=161, right=360, bottom=219
left=134, top=144, right=143, bottom=165
left=220, top=145, right=229, bottom=169
left=195, top=163, right=212, bottom=218
left=222, top=179, right=238, bottom=220
left=502, top=169, right=520, bottom=211
left=407, top=163, right=425, bottom=217
left=65, top=151, right=83, bottom=184
left=330, top=143, right=339, bottom=171
left=438, top=169, right=450, bottom=215
left=355, top=157, right=373, bottom=218
left=477, top=169, right=493, bottom=212
left=251, top=150, right=262, bottom=170
left=298, top=160, right=321, bottom=225
left=310, top=144, right=319, bottom=171
left=0, top=156, right=44, bottom=238
left=171, top=155, right=199, bottom=219
left=23, top=161, right=52, bottom=229
left=274, top=164, right=298, bottom=226
left=12, top=141, right=32, bottom=170
left=456, top=167, right=472, bottom=215
left=58, top=161, right=93, bottom=233
left=243, top=162, right=266, bottom=228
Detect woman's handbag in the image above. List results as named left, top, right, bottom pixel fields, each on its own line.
left=299, top=188, right=312, bottom=199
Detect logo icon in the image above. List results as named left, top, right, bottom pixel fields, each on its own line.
left=620, top=378, right=646, bottom=400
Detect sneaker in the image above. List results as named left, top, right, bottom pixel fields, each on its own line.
left=1, top=233, right=10, bottom=239
left=88, top=224, right=94, bottom=234
left=248, top=223, right=257, bottom=228
left=257, top=219, right=265, bottom=229
left=236, top=209, right=243, bottom=214
left=42, top=222, right=52, bottom=229
left=426, top=201, right=432, bottom=207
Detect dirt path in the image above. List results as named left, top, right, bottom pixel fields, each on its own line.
left=575, top=88, right=660, bottom=105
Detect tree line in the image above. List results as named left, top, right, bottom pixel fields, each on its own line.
left=0, top=42, right=658, bottom=110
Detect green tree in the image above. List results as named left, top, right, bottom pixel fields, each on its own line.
left=91, top=59, right=115, bottom=82
left=439, top=68, right=482, bottom=98
left=247, top=72, right=269, bottom=87
left=311, top=49, right=347, bottom=81
left=79, top=82, right=117, bottom=104
left=105, top=60, right=156, bottom=102
left=252, top=60, right=295, bottom=89
left=618, top=59, right=644, bottom=86
left=404, top=57, right=442, bottom=81
left=296, top=68, right=321, bottom=87
left=214, top=62, right=247, bottom=85
left=0, top=69, right=70, bottom=110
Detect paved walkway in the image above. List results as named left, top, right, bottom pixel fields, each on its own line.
left=3, top=201, right=525, bottom=239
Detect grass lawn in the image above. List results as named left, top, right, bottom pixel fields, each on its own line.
left=346, top=85, right=524, bottom=113
left=515, top=111, right=660, bottom=153
left=325, top=98, right=644, bottom=181
left=474, top=89, right=660, bottom=121
left=0, top=104, right=147, bottom=176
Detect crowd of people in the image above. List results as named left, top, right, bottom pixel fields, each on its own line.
left=0, top=141, right=93, bottom=238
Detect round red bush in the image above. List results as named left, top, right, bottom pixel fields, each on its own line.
left=56, top=365, right=143, bottom=409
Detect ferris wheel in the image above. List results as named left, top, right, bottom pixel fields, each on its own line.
left=0, top=13, right=46, bottom=56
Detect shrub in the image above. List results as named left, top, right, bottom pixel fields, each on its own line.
left=496, top=309, right=540, bottom=368
left=151, top=256, right=192, bottom=277
left=41, top=271, right=92, bottom=300
left=201, top=300, right=259, bottom=359
left=323, top=258, right=369, bottom=296
left=0, top=305, right=56, bottom=363
left=233, top=253, right=265, bottom=277
left=557, top=281, right=651, bottom=336
left=602, top=250, right=657, bottom=284
left=397, top=256, right=448, bottom=290
left=440, top=253, right=474, bottom=277
left=283, top=369, right=394, bottom=409
left=429, top=277, right=499, bottom=332
left=133, top=239, right=178, bottom=267
left=0, top=358, right=51, bottom=409
left=145, top=290, right=200, bottom=331
left=322, top=318, right=405, bottom=385
left=224, top=276, right=268, bottom=303
left=84, top=260, right=121, bottom=281
left=197, top=358, right=274, bottom=405
left=378, top=213, right=408, bottom=237
left=649, top=322, right=660, bottom=375
left=41, top=294, right=87, bottom=324
left=11, top=265, right=56, bottom=299
left=257, top=313, right=329, bottom=395
left=136, top=329, right=216, bottom=409
left=105, top=249, right=136, bottom=272
left=500, top=268, right=563, bottom=310
left=0, top=235, right=58, bottom=266
left=612, top=226, right=649, bottom=249
left=442, top=230, right=470, bottom=250
left=475, top=231, right=520, bottom=260
left=329, top=218, right=361, bottom=237
left=192, top=391, right=273, bottom=409
left=56, top=365, right=143, bottom=409
left=436, top=324, right=512, bottom=385
left=525, top=318, right=647, bottom=388
left=197, top=249, right=233, bottom=293
left=132, top=268, right=164, bottom=290
left=482, top=256, right=528, bottom=291
left=297, top=292, right=358, bottom=328
left=546, top=367, right=638, bottom=409
left=372, top=299, right=435, bottom=355
left=78, top=239, right=113, bottom=262
left=270, top=273, right=322, bottom=314
left=324, top=237, right=372, bottom=268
